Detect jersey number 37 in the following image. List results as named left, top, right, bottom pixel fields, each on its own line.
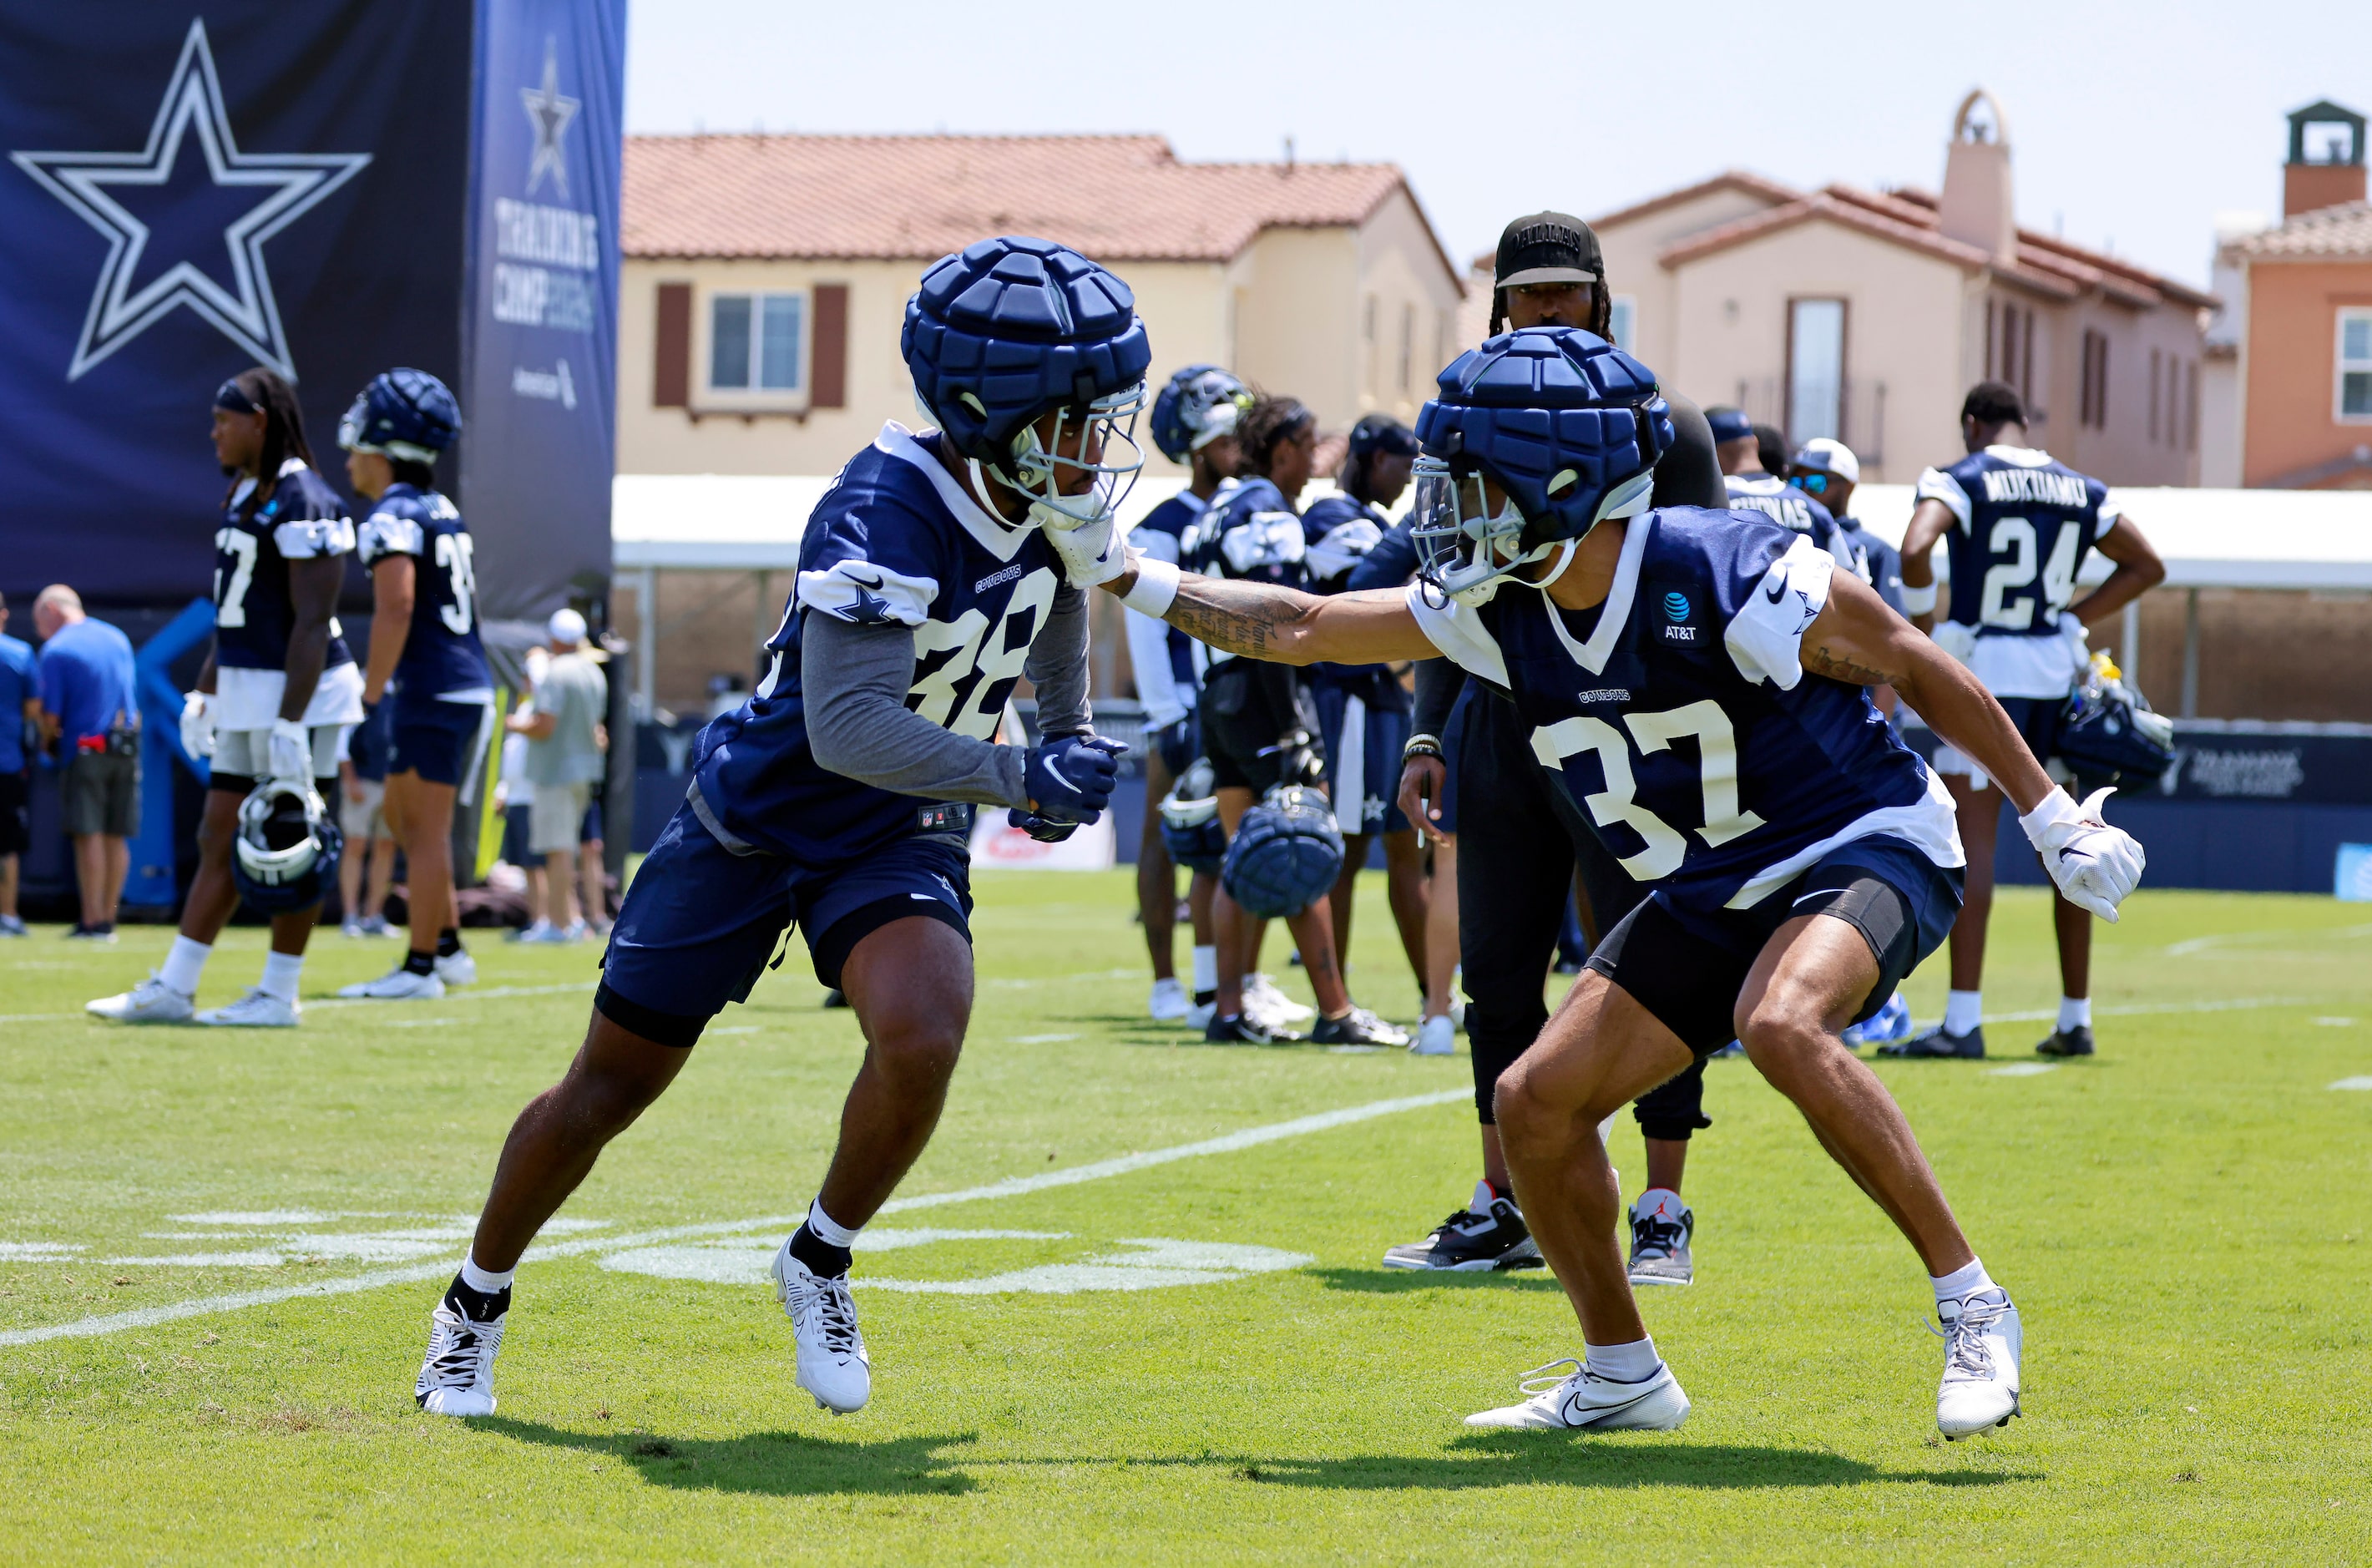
left=1531, top=700, right=1766, bottom=881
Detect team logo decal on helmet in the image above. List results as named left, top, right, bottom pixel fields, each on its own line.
left=230, top=779, right=343, bottom=916
left=902, top=235, right=1152, bottom=529
left=338, top=368, right=463, bottom=465
left=1150, top=364, right=1252, bottom=463
left=1220, top=785, right=1345, bottom=919
left=1409, top=326, right=1675, bottom=605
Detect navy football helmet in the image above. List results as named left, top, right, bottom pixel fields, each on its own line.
left=1410, top=327, right=1674, bottom=604
left=1150, top=365, right=1252, bottom=463
left=231, top=780, right=342, bottom=916
left=2056, top=669, right=2175, bottom=786
left=1221, top=785, right=1344, bottom=918
left=903, top=236, right=1151, bottom=527
left=338, top=368, right=462, bottom=465
left=1157, top=757, right=1226, bottom=876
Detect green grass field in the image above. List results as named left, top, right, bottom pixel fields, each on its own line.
left=2, top=875, right=2368, bottom=1562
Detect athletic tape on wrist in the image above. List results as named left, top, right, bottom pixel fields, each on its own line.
left=1898, top=581, right=1938, bottom=615
left=1120, top=556, right=1181, bottom=617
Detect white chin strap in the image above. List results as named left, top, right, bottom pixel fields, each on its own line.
left=1529, top=539, right=1581, bottom=592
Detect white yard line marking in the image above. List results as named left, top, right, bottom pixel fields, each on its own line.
left=0, top=981, right=600, bottom=1029
left=0, top=1087, right=1466, bottom=1348
left=2332, top=1077, right=2372, bottom=1091
left=2162, top=923, right=2372, bottom=958
left=1984, top=1063, right=2058, bottom=1078
left=1978, top=995, right=2309, bottom=1024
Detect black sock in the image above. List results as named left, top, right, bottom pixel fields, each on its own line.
left=405, top=950, right=437, bottom=976
left=787, top=1222, right=852, bottom=1279
left=443, top=1274, right=511, bottom=1323
left=1194, top=989, right=1216, bottom=1006
left=436, top=928, right=462, bottom=957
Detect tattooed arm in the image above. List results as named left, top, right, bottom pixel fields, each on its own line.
left=1102, top=563, right=1439, bottom=666
left=1799, top=570, right=2056, bottom=814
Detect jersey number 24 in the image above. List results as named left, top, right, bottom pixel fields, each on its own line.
left=1980, top=515, right=2081, bottom=630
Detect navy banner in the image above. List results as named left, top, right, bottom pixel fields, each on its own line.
left=462, top=0, right=625, bottom=624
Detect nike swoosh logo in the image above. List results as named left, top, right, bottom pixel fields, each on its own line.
left=1764, top=577, right=1787, bottom=604
left=1564, top=1384, right=1662, bottom=1426
left=845, top=569, right=884, bottom=589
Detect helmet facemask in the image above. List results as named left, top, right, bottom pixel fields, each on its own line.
left=1411, top=457, right=1655, bottom=607
left=949, top=382, right=1147, bottom=531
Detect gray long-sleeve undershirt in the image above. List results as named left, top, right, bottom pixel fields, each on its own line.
left=802, top=584, right=1092, bottom=808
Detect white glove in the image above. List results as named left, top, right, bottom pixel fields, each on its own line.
left=180, top=691, right=216, bottom=759
left=266, top=718, right=312, bottom=784
left=2058, top=610, right=2091, bottom=671
left=1930, top=620, right=1977, bottom=666
left=1040, top=510, right=1128, bottom=590
left=2020, top=786, right=2146, bottom=923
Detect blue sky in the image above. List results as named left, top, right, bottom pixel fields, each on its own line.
left=625, top=0, right=2372, bottom=291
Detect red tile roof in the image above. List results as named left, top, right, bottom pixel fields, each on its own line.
left=2226, top=200, right=2372, bottom=261
left=1590, top=170, right=1803, bottom=232
left=621, top=134, right=1447, bottom=275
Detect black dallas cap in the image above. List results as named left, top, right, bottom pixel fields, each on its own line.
left=1495, top=210, right=1602, bottom=289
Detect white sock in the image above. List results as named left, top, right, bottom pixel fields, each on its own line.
left=459, top=1255, right=515, bottom=1293
left=1634, top=1186, right=1685, bottom=1222
left=159, top=936, right=210, bottom=996
left=805, top=1198, right=860, bottom=1248
left=258, top=950, right=304, bottom=1004
left=1191, top=944, right=1218, bottom=994
left=2057, top=995, right=2091, bottom=1032
left=1944, top=990, right=1984, bottom=1036
left=1585, top=1335, right=1661, bottom=1383
left=1930, top=1257, right=1996, bottom=1305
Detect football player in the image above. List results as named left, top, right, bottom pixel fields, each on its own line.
left=412, top=237, right=1141, bottom=1420
left=1050, top=326, right=2147, bottom=1438
left=1130, top=365, right=1247, bottom=1025
left=88, top=369, right=365, bottom=1027
left=335, top=370, right=494, bottom=1001
left=1890, top=382, right=2165, bottom=1059
left=1181, top=396, right=1402, bottom=1046
left=1302, top=413, right=1427, bottom=1001
left=1387, top=215, right=1725, bottom=1287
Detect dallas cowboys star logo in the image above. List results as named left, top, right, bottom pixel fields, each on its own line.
left=520, top=38, right=579, bottom=200
left=9, top=19, right=371, bottom=382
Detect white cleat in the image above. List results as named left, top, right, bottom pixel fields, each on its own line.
left=1464, top=1358, right=1692, bottom=1432
left=1184, top=999, right=1216, bottom=1032
left=415, top=1301, right=503, bottom=1417
left=435, top=948, right=477, bottom=987
left=336, top=966, right=447, bottom=1000
left=1148, top=976, right=1190, bottom=1023
left=1245, top=972, right=1315, bottom=1025
left=195, top=987, right=300, bottom=1027
left=1935, top=1287, right=2022, bottom=1439
left=86, top=974, right=195, bottom=1024
left=1411, top=1014, right=1456, bottom=1056
left=771, top=1238, right=870, bottom=1414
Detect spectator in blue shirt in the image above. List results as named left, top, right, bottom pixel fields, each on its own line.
left=0, top=589, right=38, bottom=936
left=34, top=586, right=139, bottom=938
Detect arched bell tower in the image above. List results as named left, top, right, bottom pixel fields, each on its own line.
left=1939, top=89, right=2017, bottom=263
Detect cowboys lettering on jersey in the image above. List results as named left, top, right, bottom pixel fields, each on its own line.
left=357, top=485, right=492, bottom=705
left=690, top=423, right=1066, bottom=862
left=1413, top=508, right=1960, bottom=913
left=1916, top=445, right=2112, bottom=700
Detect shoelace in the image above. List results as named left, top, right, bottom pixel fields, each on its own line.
left=1929, top=1295, right=2007, bottom=1382
left=1516, top=1358, right=1585, bottom=1399
left=788, top=1270, right=862, bottom=1357
left=1631, top=1215, right=1684, bottom=1259
left=421, top=1308, right=501, bottom=1390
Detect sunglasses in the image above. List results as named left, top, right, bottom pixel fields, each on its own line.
left=1790, top=472, right=1833, bottom=495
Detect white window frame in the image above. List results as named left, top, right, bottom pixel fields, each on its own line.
left=1608, top=294, right=1638, bottom=355
left=702, top=288, right=809, bottom=407
left=2337, top=307, right=2372, bottom=424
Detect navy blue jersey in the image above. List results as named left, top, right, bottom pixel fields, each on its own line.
left=690, top=425, right=1066, bottom=862
left=1181, top=477, right=1306, bottom=676
left=1299, top=493, right=1406, bottom=710
left=1346, top=513, right=1420, bottom=594
left=1131, top=490, right=1206, bottom=690
left=1722, top=473, right=1831, bottom=535
left=1411, top=508, right=1958, bottom=912
left=357, top=483, right=492, bottom=706
left=214, top=460, right=356, bottom=671
left=1833, top=516, right=1907, bottom=617
left=1919, top=447, right=2112, bottom=635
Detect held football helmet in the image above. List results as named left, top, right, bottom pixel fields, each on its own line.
left=2055, top=660, right=2175, bottom=786
left=903, top=236, right=1151, bottom=529
left=1157, top=757, right=1226, bottom=876
left=1151, top=365, right=1252, bottom=463
left=1221, top=784, right=1344, bottom=919
left=231, top=779, right=343, bottom=916
left=338, top=368, right=462, bottom=463
left=1410, top=327, right=1675, bottom=606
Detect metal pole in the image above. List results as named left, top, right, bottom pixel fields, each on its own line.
left=635, top=566, right=656, bottom=720
left=752, top=569, right=773, bottom=686
left=2179, top=587, right=2199, bottom=718
left=2121, top=599, right=2140, bottom=684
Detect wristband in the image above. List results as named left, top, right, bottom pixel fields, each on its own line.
left=1120, top=556, right=1181, bottom=617
left=2016, top=785, right=2081, bottom=847
left=1897, top=581, right=1938, bottom=615
left=1403, top=732, right=1443, bottom=761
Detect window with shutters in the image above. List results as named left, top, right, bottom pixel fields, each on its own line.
left=708, top=292, right=805, bottom=395
left=2339, top=309, right=2372, bottom=423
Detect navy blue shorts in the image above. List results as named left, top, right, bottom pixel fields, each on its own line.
left=1586, top=834, right=1963, bottom=1058
left=1312, top=678, right=1412, bottom=835
left=1432, top=683, right=1479, bottom=837
left=596, top=801, right=974, bottom=1045
left=388, top=699, right=492, bottom=790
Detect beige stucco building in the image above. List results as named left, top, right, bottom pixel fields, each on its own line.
left=1580, top=93, right=2214, bottom=485
left=615, top=133, right=1464, bottom=479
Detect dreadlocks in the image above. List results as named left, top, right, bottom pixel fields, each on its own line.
left=220, top=367, right=316, bottom=520
left=1235, top=395, right=1315, bottom=478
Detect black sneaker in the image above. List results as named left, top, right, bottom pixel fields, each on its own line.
left=1310, top=1006, right=1409, bottom=1048
left=1627, top=1203, right=1696, bottom=1287
left=2036, top=1024, right=2095, bottom=1057
left=1206, top=1011, right=1299, bottom=1044
left=1381, top=1181, right=1543, bottom=1272
left=1879, top=1024, right=1985, bottom=1060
